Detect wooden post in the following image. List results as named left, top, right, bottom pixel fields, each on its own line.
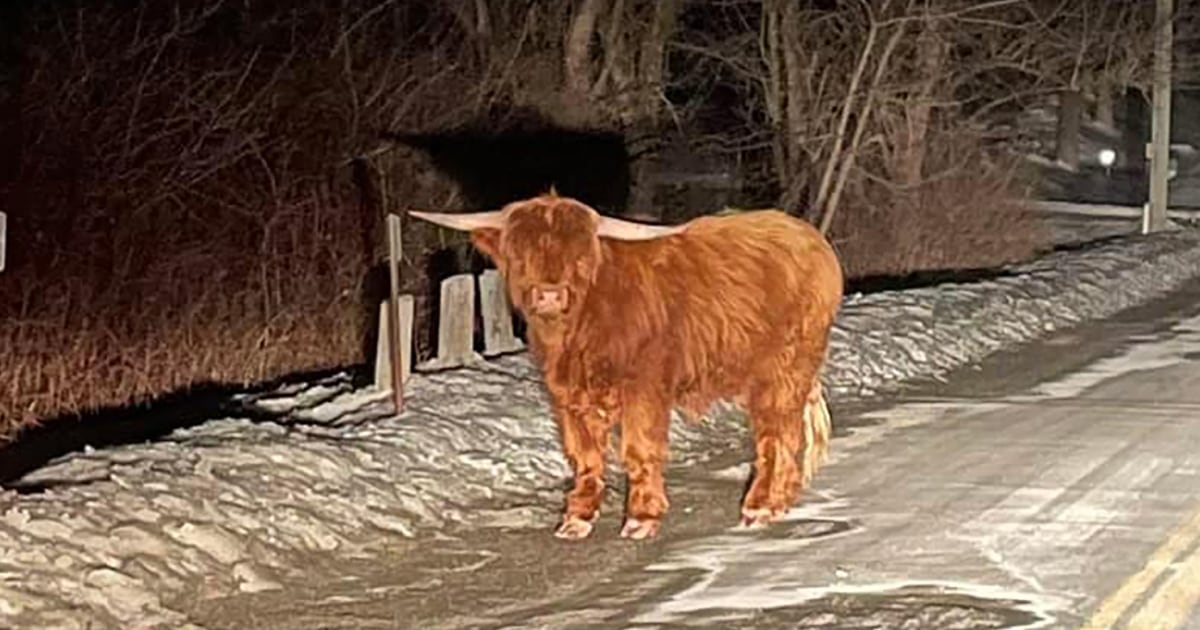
left=479, top=269, right=525, bottom=357
left=1146, top=0, right=1173, bottom=233
left=385, top=213, right=406, bottom=412
left=374, top=295, right=414, bottom=392
left=0, top=211, right=6, bottom=273
left=417, top=273, right=480, bottom=371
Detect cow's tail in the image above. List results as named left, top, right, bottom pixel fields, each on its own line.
left=800, top=380, right=832, bottom=486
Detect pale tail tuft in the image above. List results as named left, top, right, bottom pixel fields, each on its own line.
left=800, top=384, right=832, bottom=486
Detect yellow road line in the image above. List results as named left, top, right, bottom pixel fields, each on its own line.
left=1126, top=532, right=1200, bottom=629
left=1080, top=505, right=1200, bottom=630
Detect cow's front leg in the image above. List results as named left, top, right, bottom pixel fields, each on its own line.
left=618, top=392, right=671, bottom=540
left=555, top=404, right=614, bottom=540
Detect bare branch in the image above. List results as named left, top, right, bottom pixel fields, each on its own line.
left=821, top=15, right=907, bottom=234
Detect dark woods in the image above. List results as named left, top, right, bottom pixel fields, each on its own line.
left=0, top=0, right=1191, bottom=436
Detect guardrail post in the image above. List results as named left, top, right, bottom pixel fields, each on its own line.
left=374, top=295, right=414, bottom=394
left=417, top=273, right=481, bottom=371
left=479, top=269, right=525, bottom=357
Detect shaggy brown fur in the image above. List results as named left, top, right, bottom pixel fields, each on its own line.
left=416, top=193, right=844, bottom=540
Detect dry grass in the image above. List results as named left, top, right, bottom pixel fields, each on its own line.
left=0, top=191, right=367, bottom=436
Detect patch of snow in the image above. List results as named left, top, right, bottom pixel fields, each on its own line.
left=1024, top=153, right=1078, bottom=172
left=632, top=492, right=1067, bottom=628
left=634, top=578, right=1064, bottom=629
left=709, top=463, right=751, bottom=481
left=0, top=361, right=742, bottom=628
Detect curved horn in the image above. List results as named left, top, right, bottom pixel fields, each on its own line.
left=595, top=216, right=687, bottom=241
left=407, top=210, right=506, bottom=232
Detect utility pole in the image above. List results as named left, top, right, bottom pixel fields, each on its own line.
left=1146, top=0, right=1173, bottom=233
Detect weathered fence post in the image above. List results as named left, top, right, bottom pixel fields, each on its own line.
left=374, top=295, right=414, bottom=393
left=384, top=212, right=406, bottom=412
left=479, top=269, right=525, bottom=357
left=417, top=273, right=481, bottom=371
left=0, top=211, right=7, bottom=273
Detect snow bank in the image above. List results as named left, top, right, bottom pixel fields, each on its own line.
left=825, top=228, right=1200, bottom=398
left=0, top=364, right=734, bottom=628
left=4, top=228, right=1200, bottom=628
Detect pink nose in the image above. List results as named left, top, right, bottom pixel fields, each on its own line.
left=531, top=286, right=568, bottom=315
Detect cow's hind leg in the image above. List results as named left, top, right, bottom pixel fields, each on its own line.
left=618, top=392, right=672, bottom=540
left=740, top=385, right=805, bottom=527
left=740, top=353, right=829, bottom=528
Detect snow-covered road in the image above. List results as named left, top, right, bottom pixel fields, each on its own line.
left=484, top=276, right=1200, bottom=629
left=5, top=226, right=1200, bottom=628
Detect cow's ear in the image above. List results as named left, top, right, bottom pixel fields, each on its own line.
left=470, top=228, right=503, bottom=263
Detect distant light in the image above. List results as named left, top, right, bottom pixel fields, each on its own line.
left=1098, top=149, right=1117, bottom=167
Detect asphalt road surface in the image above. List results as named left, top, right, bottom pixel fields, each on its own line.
left=193, top=278, right=1200, bottom=630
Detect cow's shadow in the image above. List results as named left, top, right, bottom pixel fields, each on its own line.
left=383, top=105, right=632, bottom=216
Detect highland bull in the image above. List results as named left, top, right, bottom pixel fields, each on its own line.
left=410, top=192, right=843, bottom=541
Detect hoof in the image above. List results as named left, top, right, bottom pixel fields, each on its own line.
left=737, top=506, right=785, bottom=530
left=554, top=515, right=596, bottom=540
left=619, top=518, right=661, bottom=540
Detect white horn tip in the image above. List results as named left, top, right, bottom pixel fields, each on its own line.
left=406, top=209, right=506, bottom=231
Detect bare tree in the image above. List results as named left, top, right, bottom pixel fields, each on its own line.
left=564, top=0, right=607, bottom=98
left=584, top=0, right=686, bottom=216
left=673, top=0, right=1124, bottom=230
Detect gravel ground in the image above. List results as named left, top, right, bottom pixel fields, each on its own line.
left=4, top=224, right=1200, bottom=629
